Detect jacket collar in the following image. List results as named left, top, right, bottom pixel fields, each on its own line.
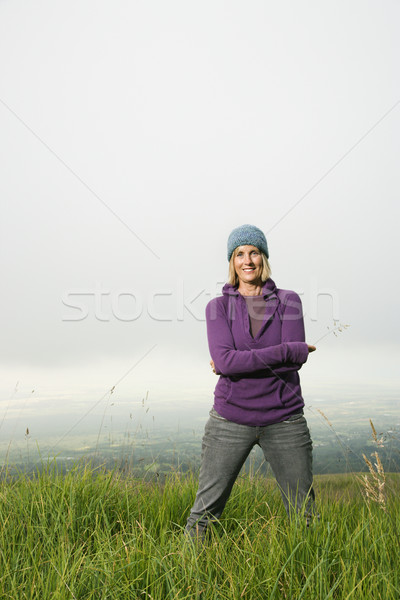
left=222, top=277, right=277, bottom=299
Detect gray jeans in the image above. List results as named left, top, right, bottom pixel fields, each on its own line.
left=186, top=408, right=315, bottom=536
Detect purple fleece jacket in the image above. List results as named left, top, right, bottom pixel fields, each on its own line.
left=206, top=278, right=309, bottom=426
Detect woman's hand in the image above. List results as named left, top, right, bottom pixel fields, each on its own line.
left=210, top=359, right=217, bottom=374
left=308, top=345, right=316, bottom=353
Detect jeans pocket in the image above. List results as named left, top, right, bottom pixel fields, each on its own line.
left=209, top=407, right=229, bottom=422
left=282, top=412, right=304, bottom=424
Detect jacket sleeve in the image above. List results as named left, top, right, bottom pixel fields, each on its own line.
left=269, top=291, right=307, bottom=374
left=206, top=296, right=308, bottom=376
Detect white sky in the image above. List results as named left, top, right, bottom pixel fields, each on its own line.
left=1, top=0, right=399, bottom=431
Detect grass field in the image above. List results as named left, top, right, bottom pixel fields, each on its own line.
left=0, top=461, right=399, bottom=599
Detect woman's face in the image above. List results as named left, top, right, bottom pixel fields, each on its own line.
left=233, top=245, right=263, bottom=286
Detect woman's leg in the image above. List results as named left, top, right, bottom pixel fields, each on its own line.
left=258, top=413, right=315, bottom=521
left=185, top=411, right=256, bottom=537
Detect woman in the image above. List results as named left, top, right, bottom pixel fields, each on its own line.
left=185, top=224, right=316, bottom=539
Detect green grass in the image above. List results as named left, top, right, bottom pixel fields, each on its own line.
left=0, top=463, right=399, bottom=599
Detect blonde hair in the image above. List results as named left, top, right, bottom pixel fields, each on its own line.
left=228, top=248, right=271, bottom=286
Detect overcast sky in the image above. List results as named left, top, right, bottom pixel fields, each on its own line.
left=1, top=0, right=399, bottom=430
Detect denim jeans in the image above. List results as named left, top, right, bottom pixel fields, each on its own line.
left=185, top=408, right=315, bottom=536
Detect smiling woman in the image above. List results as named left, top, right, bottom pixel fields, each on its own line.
left=185, top=224, right=317, bottom=541
left=229, top=245, right=271, bottom=289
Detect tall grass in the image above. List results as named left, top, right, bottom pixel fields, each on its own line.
left=0, top=462, right=399, bottom=599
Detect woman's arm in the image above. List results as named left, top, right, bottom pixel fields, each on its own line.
left=269, top=291, right=315, bottom=374
left=206, top=296, right=309, bottom=376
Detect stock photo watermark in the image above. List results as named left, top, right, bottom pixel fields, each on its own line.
left=61, top=278, right=340, bottom=323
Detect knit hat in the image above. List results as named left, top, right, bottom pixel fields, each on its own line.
left=227, top=224, right=269, bottom=261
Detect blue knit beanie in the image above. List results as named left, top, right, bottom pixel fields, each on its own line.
left=227, top=224, right=269, bottom=261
